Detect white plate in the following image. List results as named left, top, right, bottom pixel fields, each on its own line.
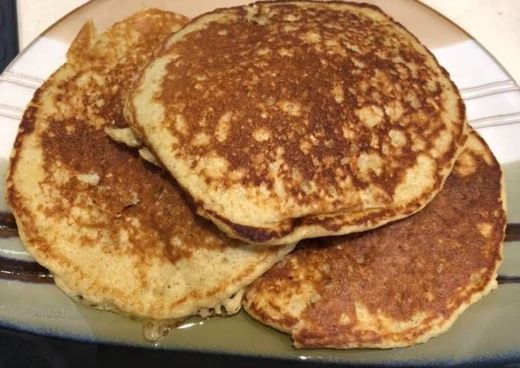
left=1, top=0, right=519, bottom=365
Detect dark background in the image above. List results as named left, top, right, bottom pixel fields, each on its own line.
left=0, top=327, right=336, bottom=368
left=1, top=326, right=520, bottom=368
left=0, top=0, right=19, bottom=71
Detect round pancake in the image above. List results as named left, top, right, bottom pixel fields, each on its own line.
left=6, top=9, right=294, bottom=330
left=243, top=129, right=506, bottom=349
left=125, top=1, right=467, bottom=245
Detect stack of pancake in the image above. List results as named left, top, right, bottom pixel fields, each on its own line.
left=6, top=1, right=506, bottom=349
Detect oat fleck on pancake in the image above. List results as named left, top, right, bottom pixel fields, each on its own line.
left=5, top=9, right=294, bottom=336
left=125, top=1, right=467, bottom=245
left=243, top=130, right=505, bottom=349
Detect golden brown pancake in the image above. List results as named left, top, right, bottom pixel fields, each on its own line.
left=125, top=1, right=467, bottom=245
left=243, top=130, right=505, bottom=349
left=6, top=9, right=294, bottom=338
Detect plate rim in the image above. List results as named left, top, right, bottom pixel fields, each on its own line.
left=1, top=0, right=520, bottom=365
left=6, top=0, right=519, bottom=88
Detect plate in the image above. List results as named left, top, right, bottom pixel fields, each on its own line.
left=1, top=0, right=520, bottom=365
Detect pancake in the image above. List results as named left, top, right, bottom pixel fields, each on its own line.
left=5, top=9, right=294, bottom=338
left=243, top=129, right=506, bottom=349
left=125, top=1, right=467, bottom=245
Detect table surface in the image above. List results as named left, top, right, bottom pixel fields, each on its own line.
left=16, top=0, right=520, bottom=85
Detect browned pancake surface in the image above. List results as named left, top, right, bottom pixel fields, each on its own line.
left=127, top=1, right=467, bottom=245
left=7, top=9, right=293, bottom=323
left=243, top=131, right=505, bottom=348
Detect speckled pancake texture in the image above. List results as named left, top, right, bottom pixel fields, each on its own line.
left=125, top=1, right=467, bottom=245
left=6, top=9, right=294, bottom=332
left=243, top=130, right=506, bottom=349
